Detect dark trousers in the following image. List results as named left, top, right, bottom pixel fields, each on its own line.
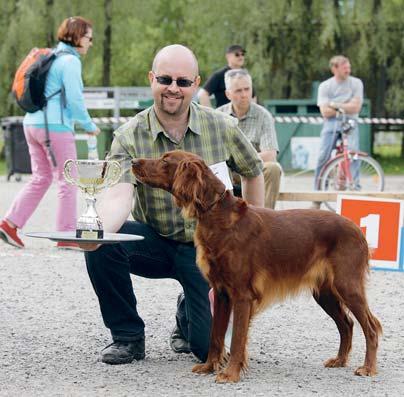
left=84, top=220, right=211, bottom=361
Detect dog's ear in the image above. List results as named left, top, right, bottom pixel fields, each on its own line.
left=172, top=159, right=205, bottom=206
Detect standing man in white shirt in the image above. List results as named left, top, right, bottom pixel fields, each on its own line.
left=313, top=55, right=364, bottom=208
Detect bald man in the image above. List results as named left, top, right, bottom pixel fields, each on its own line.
left=82, top=44, right=264, bottom=365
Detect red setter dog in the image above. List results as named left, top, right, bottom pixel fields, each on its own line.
left=132, top=150, right=382, bottom=383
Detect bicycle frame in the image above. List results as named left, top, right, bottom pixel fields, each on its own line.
left=317, top=109, right=362, bottom=190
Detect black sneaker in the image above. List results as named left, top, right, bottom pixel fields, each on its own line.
left=169, top=325, right=191, bottom=354
left=101, top=338, right=145, bottom=364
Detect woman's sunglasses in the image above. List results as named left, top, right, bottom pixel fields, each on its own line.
left=154, top=74, right=195, bottom=88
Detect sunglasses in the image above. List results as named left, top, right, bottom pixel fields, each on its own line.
left=154, top=74, right=195, bottom=88
left=234, top=52, right=245, bottom=57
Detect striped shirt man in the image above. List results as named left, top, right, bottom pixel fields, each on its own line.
left=107, top=102, right=263, bottom=242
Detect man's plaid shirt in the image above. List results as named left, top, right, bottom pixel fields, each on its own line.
left=107, top=102, right=263, bottom=242
left=217, top=102, right=279, bottom=153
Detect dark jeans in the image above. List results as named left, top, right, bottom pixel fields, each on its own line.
left=84, top=220, right=211, bottom=361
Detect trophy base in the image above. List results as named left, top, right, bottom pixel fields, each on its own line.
left=76, top=229, right=104, bottom=239
left=25, top=231, right=144, bottom=243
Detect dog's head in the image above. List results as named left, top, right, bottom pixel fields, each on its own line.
left=132, top=150, right=226, bottom=218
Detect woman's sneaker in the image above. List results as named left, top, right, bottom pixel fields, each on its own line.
left=0, top=220, right=25, bottom=248
left=56, top=241, right=82, bottom=250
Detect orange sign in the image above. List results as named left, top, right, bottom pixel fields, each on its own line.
left=336, top=195, right=403, bottom=268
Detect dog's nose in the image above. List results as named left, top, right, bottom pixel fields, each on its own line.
left=131, top=159, right=143, bottom=176
left=132, top=159, right=141, bottom=168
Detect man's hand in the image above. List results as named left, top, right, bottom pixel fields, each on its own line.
left=89, top=127, right=101, bottom=136
left=329, top=101, right=341, bottom=110
left=76, top=242, right=101, bottom=251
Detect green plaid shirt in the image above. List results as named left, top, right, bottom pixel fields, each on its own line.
left=217, top=102, right=279, bottom=153
left=107, top=102, right=263, bottom=242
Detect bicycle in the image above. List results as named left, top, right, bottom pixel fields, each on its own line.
left=316, top=109, right=385, bottom=211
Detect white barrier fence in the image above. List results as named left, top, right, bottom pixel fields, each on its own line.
left=91, top=115, right=404, bottom=126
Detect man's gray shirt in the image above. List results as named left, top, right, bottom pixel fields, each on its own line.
left=317, top=76, right=364, bottom=119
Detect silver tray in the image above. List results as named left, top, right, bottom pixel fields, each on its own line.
left=25, top=231, right=144, bottom=244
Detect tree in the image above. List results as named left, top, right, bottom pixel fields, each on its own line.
left=0, top=0, right=403, bottom=118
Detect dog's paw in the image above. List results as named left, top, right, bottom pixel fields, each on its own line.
left=215, top=369, right=241, bottom=383
left=192, top=362, right=214, bottom=374
left=324, top=357, right=348, bottom=368
left=355, top=365, right=377, bottom=376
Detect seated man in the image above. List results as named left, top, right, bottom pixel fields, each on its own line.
left=217, top=69, right=281, bottom=209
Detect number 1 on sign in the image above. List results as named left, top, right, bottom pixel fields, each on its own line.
left=360, top=214, right=380, bottom=248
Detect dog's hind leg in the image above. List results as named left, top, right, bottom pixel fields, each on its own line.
left=192, top=289, right=231, bottom=375
left=313, top=285, right=354, bottom=368
left=335, top=285, right=382, bottom=376
left=215, top=298, right=252, bottom=383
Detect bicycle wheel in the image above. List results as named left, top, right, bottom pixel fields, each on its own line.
left=318, top=153, right=385, bottom=211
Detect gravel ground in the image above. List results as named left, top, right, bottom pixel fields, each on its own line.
left=1, top=175, right=403, bottom=397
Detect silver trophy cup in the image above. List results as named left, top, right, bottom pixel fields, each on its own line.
left=63, top=159, right=122, bottom=239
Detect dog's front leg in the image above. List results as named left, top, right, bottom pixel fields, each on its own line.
left=192, top=289, right=231, bottom=375
left=216, top=298, right=251, bottom=383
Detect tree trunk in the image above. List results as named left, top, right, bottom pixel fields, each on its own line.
left=102, top=0, right=112, bottom=86
left=45, top=0, right=54, bottom=47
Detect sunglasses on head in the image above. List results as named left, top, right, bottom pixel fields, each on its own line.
left=154, top=74, right=195, bottom=88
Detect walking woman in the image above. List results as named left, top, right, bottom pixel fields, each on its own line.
left=0, top=16, right=99, bottom=249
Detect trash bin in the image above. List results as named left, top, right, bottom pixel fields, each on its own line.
left=1, top=117, right=31, bottom=181
left=263, top=98, right=371, bottom=171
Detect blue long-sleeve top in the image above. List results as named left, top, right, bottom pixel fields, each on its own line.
left=23, top=41, right=97, bottom=133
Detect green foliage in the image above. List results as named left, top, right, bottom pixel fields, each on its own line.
left=0, top=0, right=403, bottom=117
left=374, top=145, right=404, bottom=175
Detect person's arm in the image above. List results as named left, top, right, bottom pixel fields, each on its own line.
left=259, top=110, right=279, bottom=162
left=319, top=104, right=338, bottom=119
left=199, top=70, right=221, bottom=108
left=240, top=173, right=265, bottom=207
left=198, top=88, right=213, bottom=107
left=97, top=183, right=134, bottom=233
left=317, top=81, right=337, bottom=119
left=329, top=97, right=362, bottom=115
left=62, top=56, right=98, bottom=132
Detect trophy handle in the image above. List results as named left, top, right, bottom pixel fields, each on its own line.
left=63, top=159, right=78, bottom=186
left=106, top=161, right=122, bottom=186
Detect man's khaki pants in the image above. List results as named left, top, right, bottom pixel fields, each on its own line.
left=262, top=161, right=282, bottom=209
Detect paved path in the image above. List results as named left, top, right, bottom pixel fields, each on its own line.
left=0, top=174, right=403, bottom=396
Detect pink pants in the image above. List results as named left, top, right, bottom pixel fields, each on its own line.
left=5, top=126, right=77, bottom=231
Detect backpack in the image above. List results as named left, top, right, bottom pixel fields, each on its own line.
left=12, top=47, right=69, bottom=166
left=12, top=47, right=64, bottom=113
